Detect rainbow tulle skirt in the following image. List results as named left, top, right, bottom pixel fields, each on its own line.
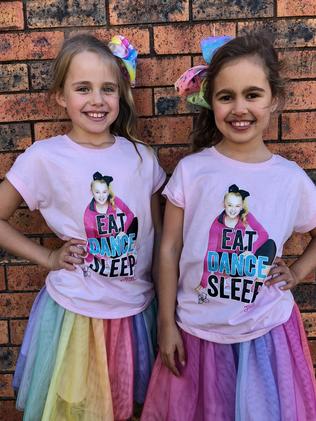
left=13, top=288, right=157, bottom=421
left=142, top=304, right=316, bottom=421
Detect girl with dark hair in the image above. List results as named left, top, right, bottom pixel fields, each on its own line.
left=142, top=33, right=316, bottom=420
left=0, top=34, right=165, bottom=420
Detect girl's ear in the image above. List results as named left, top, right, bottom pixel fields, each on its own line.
left=55, top=90, right=67, bottom=108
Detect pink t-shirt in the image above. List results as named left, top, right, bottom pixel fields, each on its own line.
left=7, top=135, right=166, bottom=318
left=163, top=147, right=316, bottom=343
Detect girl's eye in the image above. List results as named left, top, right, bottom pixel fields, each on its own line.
left=103, top=86, right=117, bottom=94
left=219, top=95, right=232, bottom=102
left=76, top=86, right=89, bottom=93
left=247, top=92, right=259, bottom=99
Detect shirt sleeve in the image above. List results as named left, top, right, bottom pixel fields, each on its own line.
left=5, top=143, right=46, bottom=211
left=162, top=160, right=185, bottom=208
left=293, top=170, right=316, bottom=233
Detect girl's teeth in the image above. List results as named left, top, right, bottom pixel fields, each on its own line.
left=87, top=112, right=105, bottom=118
left=231, top=121, right=251, bottom=127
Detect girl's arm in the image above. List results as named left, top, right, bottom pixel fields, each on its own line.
left=150, top=191, right=163, bottom=286
left=267, top=227, right=316, bottom=290
left=0, top=179, right=85, bottom=270
left=158, top=199, right=185, bottom=376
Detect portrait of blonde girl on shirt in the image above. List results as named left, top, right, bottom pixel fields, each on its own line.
left=0, top=33, right=165, bottom=420
left=197, top=183, right=276, bottom=304
left=142, top=33, right=316, bottom=421
left=83, top=171, right=138, bottom=278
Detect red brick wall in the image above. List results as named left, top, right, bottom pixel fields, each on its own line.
left=0, top=1, right=315, bottom=418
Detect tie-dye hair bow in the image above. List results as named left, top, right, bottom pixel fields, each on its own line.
left=108, top=35, right=137, bottom=87
left=175, top=36, right=233, bottom=109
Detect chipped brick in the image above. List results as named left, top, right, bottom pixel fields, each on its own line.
left=302, top=313, right=316, bottom=337
left=0, top=347, right=19, bottom=371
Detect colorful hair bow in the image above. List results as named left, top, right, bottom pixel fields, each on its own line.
left=175, top=36, right=233, bottom=109
left=108, top=35, right=137, bottom=87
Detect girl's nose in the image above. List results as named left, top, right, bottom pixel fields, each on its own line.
left=232, top=98, right=247, bottom=115
left=91, top=90, right=104, bottom=105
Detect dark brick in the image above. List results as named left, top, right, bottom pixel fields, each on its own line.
left=193, top=0, right=273, bottom=21
left=138, top=116, right=192, bottom=145
left=0, top=124, right=32, bottom=151
left=0, top=293, right=37, bottom=318
left=29, top=61, right=54, bottom=90
left=0, top=64, right=28, bottom=92
left=109, top=0, right=188, bottom=24
left=0, top=401, right=23, bottom=421
left=26, top=0, right=106, bottom=28
left=34, top=121, right=71, bottom=140
left=0, top=347, right=19, bottom=371
left=154, top=87, right=197, bottom=115
left=293, top=285, right=316, bottom=311
left=239, top=19, right=316, bottom=48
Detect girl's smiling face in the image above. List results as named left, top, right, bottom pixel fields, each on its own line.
left=224, top=194, right=243, bottom=220
left=92, top=181, right=109, bottom=205
left=55, top=51, right=120, bottom=147
left=211, top=55, right=277, bottom=151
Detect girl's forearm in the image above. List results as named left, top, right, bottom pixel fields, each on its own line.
left=0, top=220, right=51, bottom=268
left=158, top=248, right=180, bottom=325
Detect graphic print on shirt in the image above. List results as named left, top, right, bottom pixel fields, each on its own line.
left=196, top=184, right=276, bottom=309
left=83, top=171, right=138, bottom=280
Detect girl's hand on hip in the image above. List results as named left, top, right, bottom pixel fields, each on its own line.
left=265, top=257, right=299, bottom=290
left=158, top=321, right=186, bottom=377
left=47, top=239, right=87, bottom=271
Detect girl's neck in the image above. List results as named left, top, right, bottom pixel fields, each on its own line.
left=67, top=130, right=115, bottom=149
left=95, top=203, right=109, bottom=213
left=215, top=140, right=272, bottom=163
